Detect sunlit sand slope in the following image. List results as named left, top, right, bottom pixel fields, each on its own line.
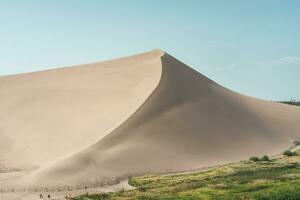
left=0, top=50, right=163, bottom=171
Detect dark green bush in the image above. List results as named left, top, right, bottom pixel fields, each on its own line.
left=128, top=176, right=138, bottom=186
left=250, top=156, right=260, bottom=162
left=293, top=140, right=300, bottom=146
left=260, top=155, right=270, bottom=162
left=249, top=155, right=270, bottom=162
left=283, top=150, right=295, bottom=157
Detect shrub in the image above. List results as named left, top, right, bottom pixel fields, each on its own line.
left=260, top=155, right=270, bottom=162
left=293, top=140, right=300, bottom=146
left=128, top=176, right=138, bottom=186
left=250, top=156, right=260, bottom=162
left=283, top=150, right=295, bottom=157
left=249, top=155, right=270, bottom=162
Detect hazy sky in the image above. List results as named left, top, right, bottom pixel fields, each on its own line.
left=1, top=0, right=300, bottom=100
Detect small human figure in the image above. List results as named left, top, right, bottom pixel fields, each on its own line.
left=68, top=192, right=71, bottom=199
left=39, top=194, right=43, bottom=199
left=47, top=194, right=50, bottom=199
left=65, top=192, right=71, bottom=200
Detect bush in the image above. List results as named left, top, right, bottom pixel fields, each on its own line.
left=260, top=155, right=270, bottom=162
left=293, top=140, right=300, bottom=146
left=250, top=156, right=260, bottom=162
left=128, top=176, right=138, bottom=186
left=249, top=155, right=270, bottom=162
left=283, top=150, right=295, bottom=157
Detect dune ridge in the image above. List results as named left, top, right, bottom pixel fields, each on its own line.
left=1, top=50, right=300, bottom=188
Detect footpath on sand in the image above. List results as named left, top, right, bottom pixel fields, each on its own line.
left=0, top=179, right=133, bottom=200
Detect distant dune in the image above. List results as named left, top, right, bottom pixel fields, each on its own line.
left=1, top=50, right=300, bottom=188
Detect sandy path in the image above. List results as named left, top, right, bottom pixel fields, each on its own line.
left=0, top=179, right=132, bottom=200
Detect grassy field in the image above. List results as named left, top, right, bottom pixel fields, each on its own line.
left=73, top=150, right=300, bottom=200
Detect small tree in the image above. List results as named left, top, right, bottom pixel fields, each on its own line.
left=249, top=156, right=260, bottom=162
left=283, top=150, right=294, bottom=157
left=260, top=155, right=270, bottom=161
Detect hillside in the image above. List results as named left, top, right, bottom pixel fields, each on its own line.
left=0, top=50, right=300, bottom=189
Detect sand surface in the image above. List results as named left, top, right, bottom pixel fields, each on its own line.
left=0, top=179, right=132, bottom=200
left=0, top=50, right=162, bottom=170
left=1, top=49, right=300, bottom=191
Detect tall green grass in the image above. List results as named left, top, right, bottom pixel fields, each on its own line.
left=73, top=150, right=300, bottom=200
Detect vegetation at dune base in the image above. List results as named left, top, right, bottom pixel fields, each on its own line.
left=249, top=155, right=270, bottom=162
left=73, top=150, right=300, bottom=200
left=278, top=100, right=300, bottom=107
left=283, top=150, right=296, bottom=157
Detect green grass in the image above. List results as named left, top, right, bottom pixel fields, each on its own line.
left=73, top=150, right=300, bottom=200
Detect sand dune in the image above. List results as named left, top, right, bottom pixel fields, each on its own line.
left=1, top=49, right=300, bottom=188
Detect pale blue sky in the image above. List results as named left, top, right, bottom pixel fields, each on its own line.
left=1, top=0, right=300, bottom=100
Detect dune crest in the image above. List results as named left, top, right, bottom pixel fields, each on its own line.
left=1, top=50, right=300, bottom=188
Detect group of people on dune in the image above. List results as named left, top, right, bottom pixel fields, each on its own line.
left=39, top=192, right=71, bottom=200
